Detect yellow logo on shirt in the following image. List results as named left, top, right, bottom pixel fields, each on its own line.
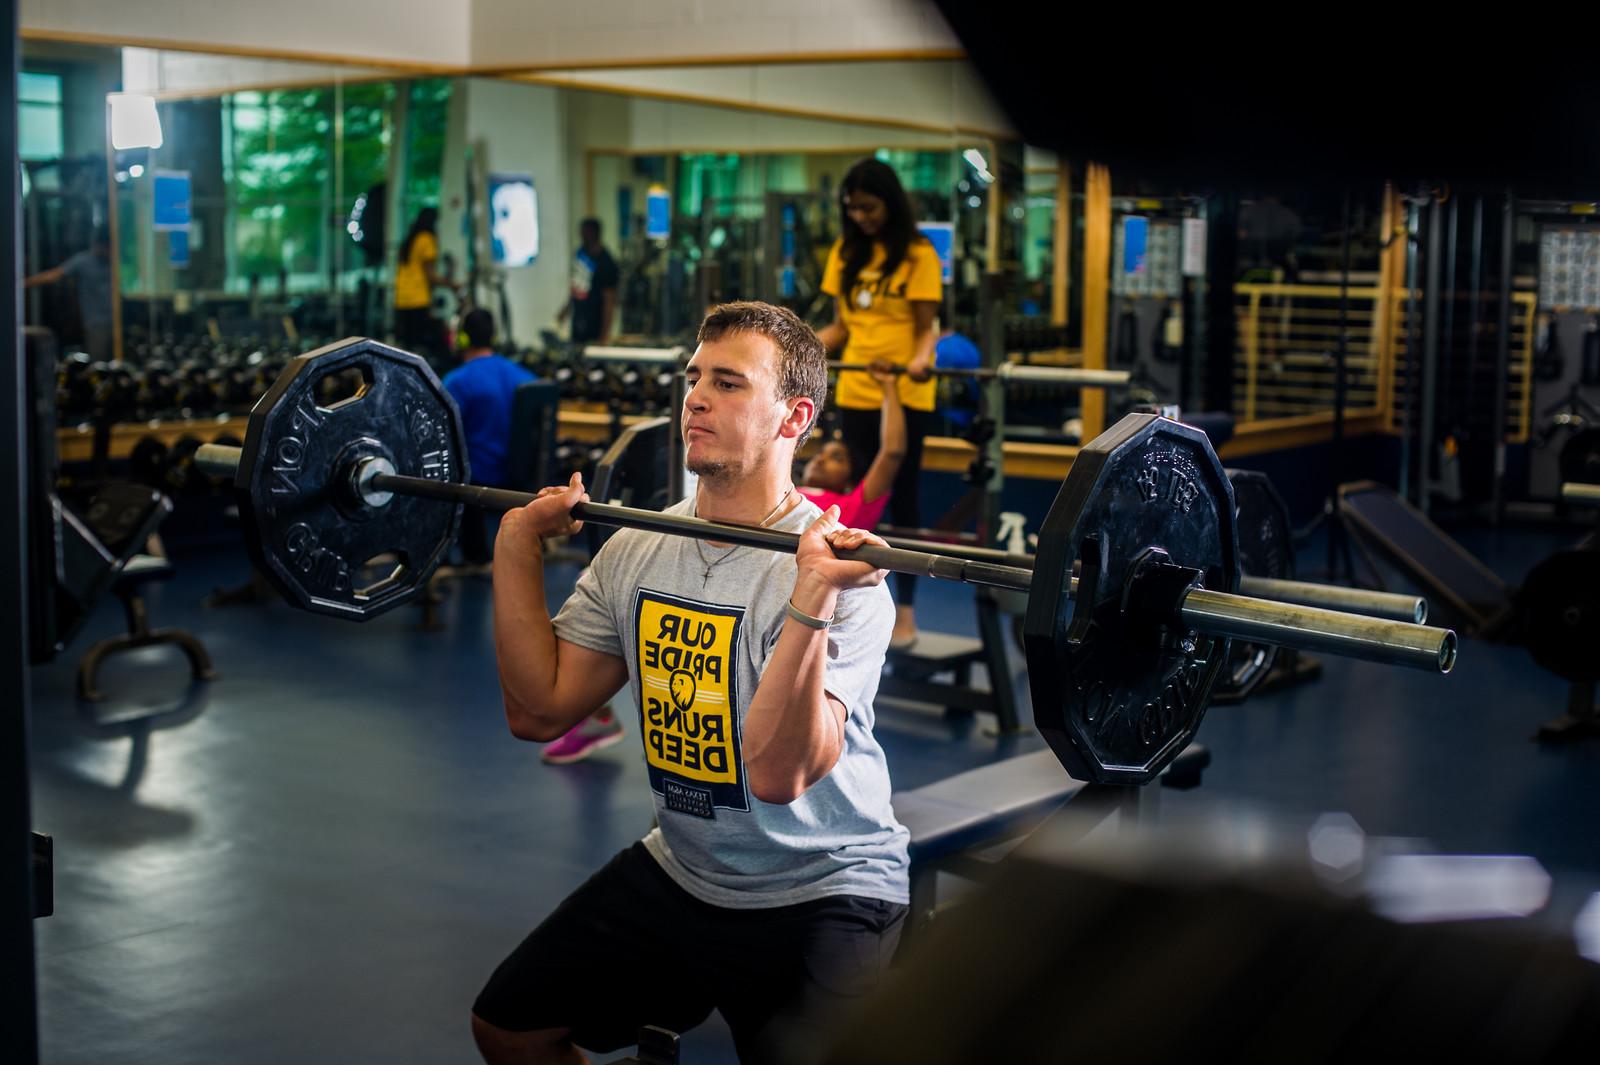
left=636, top=594, right=742, bottom=790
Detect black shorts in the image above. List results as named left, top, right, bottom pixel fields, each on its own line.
left=472, top=842, right=907, bottom=1064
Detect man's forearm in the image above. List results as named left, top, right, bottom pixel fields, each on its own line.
left=741, top=576, right=844, bottom=803
left=492, top=543, right=565, bottom=739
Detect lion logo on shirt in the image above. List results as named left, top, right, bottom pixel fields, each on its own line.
left=669, top=669, right=697, bottom=713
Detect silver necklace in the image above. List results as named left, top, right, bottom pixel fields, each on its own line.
left=692, top=486, right=794, bottom=585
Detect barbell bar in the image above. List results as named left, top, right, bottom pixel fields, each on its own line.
left=1561, top=482, right=1600, bottom=504
left=868, top=533, right=1428, bottom=624
left=824, top=360, right=1131, bottom=388
left=195, top=441, right=1452, bottom=675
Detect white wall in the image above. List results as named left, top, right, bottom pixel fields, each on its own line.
left=537, top=59, right=1011, bottom=137
left=469, top=0, right=959, bottom=70
left=565, top=91, right=632, bottom=244
left=22, top=0, right=471, bottom=68
left=621, top=97, right=954, bottom=152
left=439, top=78, right=572, bottom=347
left=556, top=87, right=969, bottom=158
left=122, top=48, right=403, bottom=96
left=25, top=0, right=957, bottom=71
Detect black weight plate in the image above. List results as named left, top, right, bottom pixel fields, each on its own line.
left=235, top=338, right=467, bottom=620
left=1023, top=413, right=1239, bottom=785
left=1215, top=469, right=1293, bottom=702
left=127, top=436, right=169, bottom=488
left=1558, top=428, right=1600, bottom=488
left=1517, top=550, right=1600, bottom=683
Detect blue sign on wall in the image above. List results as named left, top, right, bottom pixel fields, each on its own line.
left=1122, top=215, right=1149, bottom=276
left=168, top=228, right=189, bottom=268
left=152, top=170, right=190, bottom=231
left=917, top=221, right=954, bottom=285
left=646, top=186, right=671, bottom=241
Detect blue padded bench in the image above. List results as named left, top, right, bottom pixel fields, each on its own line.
left=894, top=743, right=1211, bottom=944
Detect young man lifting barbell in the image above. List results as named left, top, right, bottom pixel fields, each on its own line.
left=472, top=301, right=910, bottom=1065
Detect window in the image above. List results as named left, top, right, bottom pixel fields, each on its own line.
left=222, top=88, right=333, bottom=287
left=403, top=79, right=451, bottom=210
left=20, top=71, right=64, bottom=161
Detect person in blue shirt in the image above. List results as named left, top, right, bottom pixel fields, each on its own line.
left=935, top=328, right=981, bottom=429
left=443, top=308, right=536, bottom=563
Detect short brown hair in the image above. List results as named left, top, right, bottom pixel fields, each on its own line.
left=696, top=301, right=827, bottom=445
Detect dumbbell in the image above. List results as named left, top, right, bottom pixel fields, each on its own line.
left=127, top=436, right=170, bottom=487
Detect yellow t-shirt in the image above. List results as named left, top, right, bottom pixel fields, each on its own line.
left=394, top=231, right=438, bottom=310
left=822, top=237, right=943, bottom=411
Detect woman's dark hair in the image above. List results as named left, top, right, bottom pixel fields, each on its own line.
left=838, top=158, right=922, bottom=298
left=399, top=207, right=439, bottom=264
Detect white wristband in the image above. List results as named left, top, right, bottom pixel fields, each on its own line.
left=784, top=598, right=834, bottom=630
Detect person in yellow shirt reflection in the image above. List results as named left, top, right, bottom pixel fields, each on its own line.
left=816, top=159, right=942, bottom=649
left=394, top=207, right=457, bottom=366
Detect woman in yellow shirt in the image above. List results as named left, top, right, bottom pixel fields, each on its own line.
left=816, top=158, right=943, bottom=648
left=394, top=207, right=453, bottom=365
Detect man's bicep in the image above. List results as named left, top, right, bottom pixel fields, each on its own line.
left=555, top=638, right=629, bottom=715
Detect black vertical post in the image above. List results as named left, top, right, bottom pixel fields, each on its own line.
left=1179, top=200, right=1208, bottom=414
left=1492, top=189, right=1515, bottom=526
left=976, top=273, right=1005, bottom=545
left=2, top=0, right=42, bottom=1057
left=1327, top=188, right=1352, bottom=576
left=1419, top=195, right=1443, bottom=515
left=1399, top=195, right=1422, bottom=502
left=1440, top=197, right=1459, bottom=443
left=1203, top=190, right=1238, bottom=413
left=1465, top=197, right=1485, bottom=446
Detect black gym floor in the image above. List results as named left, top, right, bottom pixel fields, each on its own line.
left=27, top=522, right=1600, bottom=1064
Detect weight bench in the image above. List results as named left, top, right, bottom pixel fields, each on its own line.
left=880, top=588, right=1022, bottom=732
left=894, top=743, right=1210, bottom=949
left=78, top=553, right=218, bottom=702
left=1338, top=480, right=1513, bottom=635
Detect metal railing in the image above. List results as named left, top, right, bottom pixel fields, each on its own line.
left=1231, top=283, right=1536, bottom=443
left=1233, top=283, right=1384, bottom=423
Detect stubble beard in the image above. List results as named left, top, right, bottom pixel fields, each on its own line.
left=686, top=452, right=740, bottom=484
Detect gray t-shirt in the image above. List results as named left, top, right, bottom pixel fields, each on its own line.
left=62, top=250, right=111, bottom=331
left=551, top=495, right=909, bottom=908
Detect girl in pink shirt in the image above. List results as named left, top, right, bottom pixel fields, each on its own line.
left=799, top=363, right=906, bottom=533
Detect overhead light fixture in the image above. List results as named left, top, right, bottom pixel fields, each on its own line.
left=108, top=93, right=164, bottom=150
left=962, top=149, right=995, bottom=184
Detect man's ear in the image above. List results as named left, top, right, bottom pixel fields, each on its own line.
left=779, top=396, right=816, bottom=441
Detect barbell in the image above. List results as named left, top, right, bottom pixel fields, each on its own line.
left=825, top=360, right=1131, bottom=388
left=197, top=338, right=1456, bottom=786
left=1561, top=482, right=1600, bottom=504
left=866, top=533, right=1427, bottom=624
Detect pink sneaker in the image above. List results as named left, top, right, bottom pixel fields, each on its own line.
left=541, top=713, right=625, bottom=765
